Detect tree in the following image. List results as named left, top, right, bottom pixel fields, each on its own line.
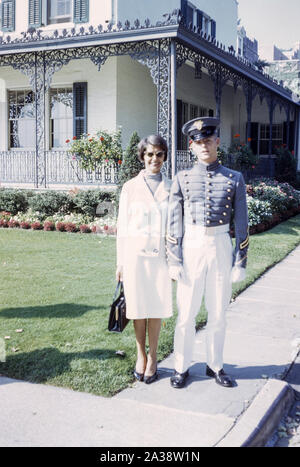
left=116, top=131, right=143, bottom=206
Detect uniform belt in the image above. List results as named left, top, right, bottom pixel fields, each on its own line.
left=184, top=223, right=229, bottom=236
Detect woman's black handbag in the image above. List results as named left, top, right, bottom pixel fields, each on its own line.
left=108, top=281, right=129, bottom=333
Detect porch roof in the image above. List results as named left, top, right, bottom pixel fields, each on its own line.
left=0, top=10, right=298, bottom=106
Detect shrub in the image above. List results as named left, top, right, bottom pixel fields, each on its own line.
left=20, top=221, right=31, bottom=229
left=116, top=131, right=142, bottom=208
left=56, top=222, right=66, bottom=232
left=28, top=191, right=74, bottom=218
left=79, top=224, right=91, bottom=234
left=247, top=196, right=273, bottom=227
left=7, top=219, right=20, bottom=228
left=0, top=218, right=8, bottom=228
left=0, top=189, right=29, bottom=215
left=31, top=221, right=43, bottom=230
left=65, top=222, right=78, bottom=233
left=72, top=189, right=114, bottom=217
left=43, top=221, right=55, bottom=231
left=274, top=146, right=297, bottom=186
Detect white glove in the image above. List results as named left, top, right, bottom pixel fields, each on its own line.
left=231, top=266, right=246, bottom=283
left=168, top=265, right=185, bottom=281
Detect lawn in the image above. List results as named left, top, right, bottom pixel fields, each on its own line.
left=1, top=215, right=300, bottom=397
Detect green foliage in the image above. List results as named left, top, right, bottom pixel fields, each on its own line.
left=116, top=131, right=143, bottom=203
left=28, top=191, right=74, bottom=218
left=0, top=189, right=31, bottom=215
left=218, top=141, right=259, bottom=172
left=72, top=189, right=115, bottom=217
left=274, top=146, right=297, bottom=186
left=67, top=129, right=123, bottom=171
left=247, top=196, right=273, bottom=227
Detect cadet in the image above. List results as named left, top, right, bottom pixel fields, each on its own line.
left=167, top=117, right=249, bottom=389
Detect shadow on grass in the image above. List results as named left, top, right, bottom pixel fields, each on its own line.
left=0, top=303, right=105, bottom=319
left=1, top=347, right=118, bottom=384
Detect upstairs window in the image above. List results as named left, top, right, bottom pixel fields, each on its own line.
left=28, top=0, right=89, bottom=27
left=1, top=0, right=15, bottom=32
left=186, top=2, right=216, bottom=38
left=48, top=0, right=72, bottom=24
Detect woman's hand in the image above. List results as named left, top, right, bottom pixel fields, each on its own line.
left=115, top=265, right=123, bottom=282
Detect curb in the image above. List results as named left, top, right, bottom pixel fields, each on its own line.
left=216, top=379, right=295, bottom=447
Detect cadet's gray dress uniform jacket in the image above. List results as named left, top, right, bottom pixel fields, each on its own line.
left=167, top=160, right=249, bottom=374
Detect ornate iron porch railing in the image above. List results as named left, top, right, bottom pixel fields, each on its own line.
left=0, top=150, right=119, bottom=186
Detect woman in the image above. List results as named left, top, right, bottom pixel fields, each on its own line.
left=116, top=135, right=172, bottom=384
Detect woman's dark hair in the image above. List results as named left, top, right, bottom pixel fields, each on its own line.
left=137, top=135, right=168, bottom=162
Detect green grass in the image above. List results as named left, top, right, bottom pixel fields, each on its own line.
left=0, top=215, right=300, bottom=397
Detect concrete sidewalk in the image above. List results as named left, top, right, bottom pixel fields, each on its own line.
left=1, top=247, right=300, bottom=447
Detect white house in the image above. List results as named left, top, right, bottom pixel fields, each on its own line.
left=0, top=0, right=299, bottom=188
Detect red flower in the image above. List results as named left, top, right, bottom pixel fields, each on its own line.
left=234, top=134, right=240, bottom=138
left=247, top=138, right=252, bottom=142
left=73, top=136, right=77, bottom=140
left=103, top=225, right=109, bottom=231
left=100, top=136, right=104, bottom=141
left=118, top=160, right=122, bottom=165
left=65, top=139, right=70, bottom=143
left=251, top=165, right=256, bottom=169
left=89, top=138, right=93, bottom=142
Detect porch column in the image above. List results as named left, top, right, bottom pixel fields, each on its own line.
left=170, top=39, right=177, bottom=178
left=33, top=52, right=46, bottom=188
left=267, top=95, right=275, bottom=156
left=295, top=105, right=300, bottom=171
left=285, top=104, right=291, bottom=149
left=243, top=82, right=257, bottom=147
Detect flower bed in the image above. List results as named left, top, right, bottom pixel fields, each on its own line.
left=1, top=178, right=300, bottom=237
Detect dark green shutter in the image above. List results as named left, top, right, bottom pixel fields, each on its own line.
left=1, top=0, right=15, bottom=32
left=196, top=10, right=203, bottom=30
left=28, top=0, right=42, bottom=28
left=211, top=20, right=216, bottom=39
left=186, top=5, right=193, bottom=26
left=73, top=0, right=89, bottom=24
left=73, top=82, right=87, bottom=139
left=250, top=122, right=259, bottom=155
left=177, top=99, right=183, bottom=150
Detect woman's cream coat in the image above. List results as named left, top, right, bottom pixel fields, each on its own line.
left=117, top=170, right=172, bottom=319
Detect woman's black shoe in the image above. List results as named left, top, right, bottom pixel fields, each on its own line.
left=144, top=370, right=158, bottom=385
left=133, top=369, right=144, bottom=382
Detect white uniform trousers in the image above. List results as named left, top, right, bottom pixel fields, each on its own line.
left=174, top=224, right=233, bottom=374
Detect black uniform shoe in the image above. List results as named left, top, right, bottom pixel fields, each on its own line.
left=206, top=365, right=234, bottom=388
left=170, top=369, right=189, bottom=388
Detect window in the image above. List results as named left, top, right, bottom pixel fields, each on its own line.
left=177, top=100, right=214, bottom=150
left=259, top=123, right=283, bottom=154
left=1, top=0, right=15, bottom=32
left=50, top=87, right=73, bottom=148
left=28, top=0, right=89, bottom=27
left=48, top=0, right=71, bottom=24
left=8, top=90, right=35, bottom=148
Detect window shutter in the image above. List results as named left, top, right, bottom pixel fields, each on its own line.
left=180, top=0, right=187, bottom=18
left=73, top=82, right=87, bottom=139
left=177, top=99, right=183, bottom=150
left=250, top=122, right=259, bottom=155
left=1, top=0, right=15, bottom=32
left=28, top=0, right=42, bottom=28
left=211, top=20, right=216, bottom=39
left=73, top=0, right=89, bottom=24
left=208, top=109, right=214, bottom=117
left=186, top=5, right=193, bottom=26
left=196, top=10, right=203, bottom=30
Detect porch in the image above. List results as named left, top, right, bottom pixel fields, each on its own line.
left=0, top=10, right=299, bottom=189
left=0, top=149, right=276, bottom=189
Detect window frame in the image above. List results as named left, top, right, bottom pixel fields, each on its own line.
left=8, top=89, right=36, bottom=150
